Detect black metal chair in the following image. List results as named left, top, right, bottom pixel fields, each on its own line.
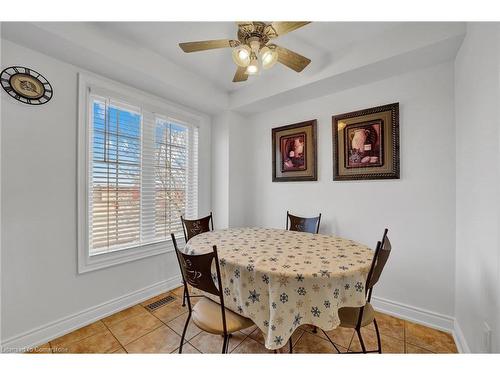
left=181, top=212, right=214, bottom=242
left=180, top=212, right=214, bottom=306
left=286, top=211, right=321, bottom=234
left=171, top=233, right=254, bottom=354
left=323, top=228, right=391, bottom=354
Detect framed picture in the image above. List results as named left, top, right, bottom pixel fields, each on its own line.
left=272, top=120, right=317, bottom=182
left=332, top=103, right=399, bottom=180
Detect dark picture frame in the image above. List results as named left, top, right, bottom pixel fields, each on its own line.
left=272, top=120, right=317, bottom=182
left=332, top=103, right=399, bottom=181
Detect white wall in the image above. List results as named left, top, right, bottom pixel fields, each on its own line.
left=454, top=23, right=500, bottom=353
left=235, top=62, right=457, bottom=319
left=0, top=40, right=212, bottom=346
left=228, top=113, right=251, bottom=227
left=211, top=111, right=251, bottom=228
left=211, top=113, right=230, bottom=228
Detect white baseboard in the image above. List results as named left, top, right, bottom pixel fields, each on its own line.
left=1, top=276, right=182, bottom=352
left=371, top=296, right=455, bottom=332
left=453, top=319, right=471, bottom=353
left=371, top=295, right=468, bottom=353
left=2, top=282, right=471, bottom=353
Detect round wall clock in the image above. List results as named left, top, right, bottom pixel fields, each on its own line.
left=1, top=66, right=53, bottom=105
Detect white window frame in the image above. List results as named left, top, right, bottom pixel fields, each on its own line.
left=77, top=72, right=202, bottom=273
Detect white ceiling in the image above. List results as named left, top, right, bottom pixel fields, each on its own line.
left=93, top=22, right=402, bottom=92
left=2, top=22, right=466, bottom=114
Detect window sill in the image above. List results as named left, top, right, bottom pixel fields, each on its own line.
left=77, top=237, right=185, bottom=274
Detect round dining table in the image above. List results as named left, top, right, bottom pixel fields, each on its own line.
left=184, top=227, right=374, bottom=350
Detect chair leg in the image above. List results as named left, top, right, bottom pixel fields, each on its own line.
left=321, top=329, right=341, bottom=353
left=179, top=311, right=191, bottom=353
left=289, top=337, right=293, bottom=353
left=373, top=318, right=382, bottom=354
left=222, top=334, right=230, bottom=353
left=356, top=329, right=367, bottom=354
left=182, top=286, right=187, bottom=307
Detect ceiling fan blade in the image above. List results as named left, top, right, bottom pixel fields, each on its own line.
left=270, top=22, right=310, bottom=37
left=233, top=66, right=248, bottom=82
left=271, top=44, right=311, bottom=72
left=179, top=39, right=238, bottom=53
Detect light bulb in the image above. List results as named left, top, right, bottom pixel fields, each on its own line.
left=260, top=46, right=278, bottom=69
left=238, top=49, right=249, bottom=60
left=232, top=45, right=251, bottom=67
left=245, top=56, right=259, bottom=75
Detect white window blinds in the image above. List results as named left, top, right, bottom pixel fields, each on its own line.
left=88, top=95, right=198, bottom=256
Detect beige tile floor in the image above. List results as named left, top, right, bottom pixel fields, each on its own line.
left=29, top=287, right=458, bottom=354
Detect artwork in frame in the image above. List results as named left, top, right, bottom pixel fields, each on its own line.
left=332, top=103, right=399, bottom=180
left=345, top=120, right=384, bottom=169
left=272, top=120, right=317, bottom=182
left=280, top=132, right=307, bottom=172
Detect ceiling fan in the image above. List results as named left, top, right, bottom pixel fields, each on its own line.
left=179, top=22, right=311, bottom=82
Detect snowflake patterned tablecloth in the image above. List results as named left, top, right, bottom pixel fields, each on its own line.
left=184, top=227, right=374, bottom=350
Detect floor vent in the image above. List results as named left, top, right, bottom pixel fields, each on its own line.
left=145, top=295, right=176, bottom=311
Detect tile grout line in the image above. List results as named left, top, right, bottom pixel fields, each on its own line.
left=102, top=306, right=167, bottom=349
left=404, top=320, right=407, bottom=353
left=119, top=320, right=179, bottom=350
left=294, top=329, right=349, bottom=353
left=51, top=304, right=152, bottom=352
left=101, top=306, right=150, bottom=330
left=102, top=321, right=127, bottom=353
left=49, top=323, right=108, bottom=353
left=187, top=326, right=255, bottom=354
left=170, top=342, right=200, bottom=354
left=242, top=334, right=271, bottom=353
left=346, top=331, right=354, bottom=352
left=404, top=321, right=440, bottom=353
left=229, top=336, right=248, bottom=353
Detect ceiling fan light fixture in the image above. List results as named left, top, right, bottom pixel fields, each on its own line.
left=245, top=54, right=259, bottom=75
left=260, top=46, right=278, bottom=69
left=249, top=38, right=261, bottom=53
left=232, top=45, right=251, bottom=67
left=178, top=22, right=312, bottom=83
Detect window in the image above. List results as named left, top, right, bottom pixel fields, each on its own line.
left=90, top=99, right=142, bottom=254
left=78, top=73, right=200, bottom=272
left=153, top=118, right=192, bottom=240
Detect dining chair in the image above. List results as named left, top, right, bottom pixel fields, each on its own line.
left=181, top=212, right=214, bottom=242
left=171, top=233, right=254, bottom=354
left=286, top=211, right=322, bottom=234
left=323, top=228, right=391, bottom=354
left=180, top=212, right=214, bottom=306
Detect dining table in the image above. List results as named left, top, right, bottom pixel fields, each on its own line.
left=184, top=227, right=374, bottom=350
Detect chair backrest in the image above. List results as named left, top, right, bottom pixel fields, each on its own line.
left=171, top=233, right=228, bottom=335
left=181, top=212, right=214, bottom=242
left=366, top=228, right=391, bottom=295
left=286, top=211, right=322, bottom=234
left=171, top=233, right=222, bottom=298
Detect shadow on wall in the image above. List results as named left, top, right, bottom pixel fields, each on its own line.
left=319, top=218, right=337, bottom=235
